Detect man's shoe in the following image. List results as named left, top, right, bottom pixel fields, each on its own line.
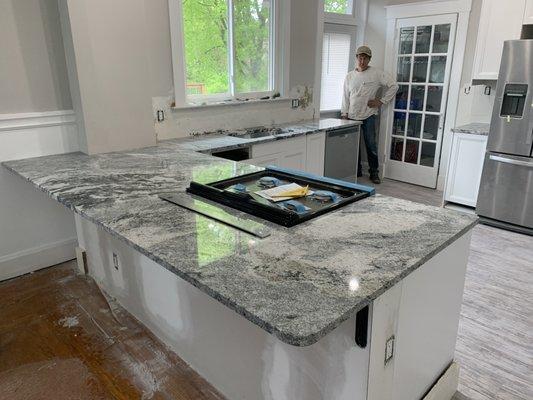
left=370, top=174, right=381, bottom=184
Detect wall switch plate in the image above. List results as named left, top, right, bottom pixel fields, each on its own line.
left=291, top=99, right=300, bottom=108
left=112, top=252, right=119, bottom=271
left=385, top=335, right=395, bottom=364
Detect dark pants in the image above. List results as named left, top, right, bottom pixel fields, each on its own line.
left=358, top=115, right=379, bottom=176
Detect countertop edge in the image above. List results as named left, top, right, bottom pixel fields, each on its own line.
left=2, top=162, right=478, bottom=346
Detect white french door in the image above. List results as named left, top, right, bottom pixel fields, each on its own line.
left=384, top=14, right=457, bottom=188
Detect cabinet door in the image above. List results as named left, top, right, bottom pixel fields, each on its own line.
left=444, top=133, right=488, bottom=206
left=472, top=0, right=526, bottom=80
left=245, top=153, right=282, bottom=168
left=524, top=0, right=533, bottom=24
left=251, top=136, right=307, bottom=170
left=305, top=132, right=326, bottom=176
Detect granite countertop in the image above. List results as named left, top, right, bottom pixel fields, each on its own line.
left=2, top=120, right=476, bottom=347
left=451, top=122, right=490, bottom=136
left=177, top=118, right=361, bottom=154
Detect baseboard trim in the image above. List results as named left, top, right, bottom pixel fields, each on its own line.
left=423, top=361, right=460, bottom=400
left=0, top=238, right=78, bottom=282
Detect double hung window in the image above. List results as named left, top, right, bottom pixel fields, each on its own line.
left=173, top=0, right=276, bottom=104
left=320, top=1, right=357, bottom=112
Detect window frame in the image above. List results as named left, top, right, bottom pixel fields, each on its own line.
left=319, top=24, right=357, bottom=113
left=324, top=0, right=357, bottom=25
left=169, top=0, right=281, bottom=107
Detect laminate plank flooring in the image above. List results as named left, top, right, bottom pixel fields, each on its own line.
left=358, top=175, right=443, bottom=206
left=0, top=262, right=225, bottom=400
left=453, top=224, right=533, bottom=400
left=361, top=175, right=533, bottom=399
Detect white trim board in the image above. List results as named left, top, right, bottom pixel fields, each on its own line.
left=0, top=110, right=79, bottom=161
left=0, top=238, right=77, bottom=282
left=385, top=0, right=472, bottom=18
left=0, top=110, right=76, bottom=132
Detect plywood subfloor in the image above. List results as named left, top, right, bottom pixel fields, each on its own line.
left=0, top=262, right=225, bottom=400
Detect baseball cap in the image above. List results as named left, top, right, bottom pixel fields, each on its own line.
left=356, top=45, right=372, bottom=57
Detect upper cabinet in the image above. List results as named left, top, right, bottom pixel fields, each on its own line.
left=525, top=0, right=533, bottom=24
left=472, top=0, right=526, bottom=80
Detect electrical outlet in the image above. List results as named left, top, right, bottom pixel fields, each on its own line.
left=291, top=99, right=300, bottom=108
left=156, top=109, right=165, bottom=122
left=112, top=252, right=119, bottom=271
left=385, top=335, right=395, bottom=364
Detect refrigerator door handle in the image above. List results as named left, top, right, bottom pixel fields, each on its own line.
left=489, top=154, right=533, bottom=168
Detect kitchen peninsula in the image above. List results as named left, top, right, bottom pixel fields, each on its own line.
left=2, top=119, right=477, bottom=400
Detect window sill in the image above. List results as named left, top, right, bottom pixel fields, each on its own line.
left=172, top=97, right=292, bottom=111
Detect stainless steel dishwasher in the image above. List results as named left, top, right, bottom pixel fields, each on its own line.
left=324, top=125, right=360, bottom=182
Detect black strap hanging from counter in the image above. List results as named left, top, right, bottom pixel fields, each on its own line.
left=355, top=306, right=369, bottom=348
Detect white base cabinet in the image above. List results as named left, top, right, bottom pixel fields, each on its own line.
left=247, top=132, right=326, bottom=176
left=444, top=133, right=488, bottom=207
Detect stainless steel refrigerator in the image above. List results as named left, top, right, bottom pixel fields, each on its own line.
left=476, top=40, right=533, bottom=235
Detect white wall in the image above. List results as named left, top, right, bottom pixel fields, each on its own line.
left=454, top=0, right=495, bottom=125
left=0, top=4, right=78, bottom=281
left=0, top=0, right=72, bottom=114
left=58, top=0, right=157, bottom=154
left=0, top=113, right=78, bottom=281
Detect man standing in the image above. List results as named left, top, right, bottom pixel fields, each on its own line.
left=341, top=46, right=398, bottom=184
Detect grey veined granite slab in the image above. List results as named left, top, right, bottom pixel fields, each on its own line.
left=2, top=139, right=476, bottom=346
left=176, top=118, right=361, bottom=154
left=452, top=123, right=490, bottom=136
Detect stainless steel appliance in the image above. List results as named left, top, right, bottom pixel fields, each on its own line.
left=324, top=125, right=360, bottom=182
left=476, top=40, right=533, bottom=234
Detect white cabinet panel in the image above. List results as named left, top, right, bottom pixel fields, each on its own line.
left=444, top=133, right=488, bottom=207
left=305, top=132, right=326, bottom=176
left=472, top=0, right=526, bottom=80
left=245, top=154, right=282, bottom=168
left=524, top=0, right=533, bottom=24
left=249, top=133, right=326, bottom=174
left=251, top=136, right=307, bottom=171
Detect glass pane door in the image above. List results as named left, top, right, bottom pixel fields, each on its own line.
left=385, top=14, right=456, bottom=188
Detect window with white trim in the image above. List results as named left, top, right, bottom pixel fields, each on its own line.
left=320, top=0, right=358, bottom=112
left=170, top=0, right=279, bottom=106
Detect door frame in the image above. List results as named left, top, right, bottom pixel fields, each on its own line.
left=380, top=0, right=472, bottom=190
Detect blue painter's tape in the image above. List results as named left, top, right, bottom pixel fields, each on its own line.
left=265, top=165, right=376, bottom=196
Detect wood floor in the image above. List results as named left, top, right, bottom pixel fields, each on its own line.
left=0, top=262, right=225, bottom=400
left=0, top=176, right=531, bottom=400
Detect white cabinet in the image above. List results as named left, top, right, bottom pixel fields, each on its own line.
left=247, top=133, right=326, bottom=175
left=472, top=0, right=526, bottom=80
left=305, top=132, right=326, bottom=176
left=524, top=0, right=533, bottom=24
left=444, top=133, right=488, bottom=207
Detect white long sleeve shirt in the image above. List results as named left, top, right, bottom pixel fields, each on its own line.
left=341, top=66, right=398, bottom=121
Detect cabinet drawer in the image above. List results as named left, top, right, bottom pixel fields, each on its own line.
left=251, top=136, right=306, bottom=158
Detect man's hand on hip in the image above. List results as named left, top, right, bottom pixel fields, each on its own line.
left=367, top=99, right=383, bottom=108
